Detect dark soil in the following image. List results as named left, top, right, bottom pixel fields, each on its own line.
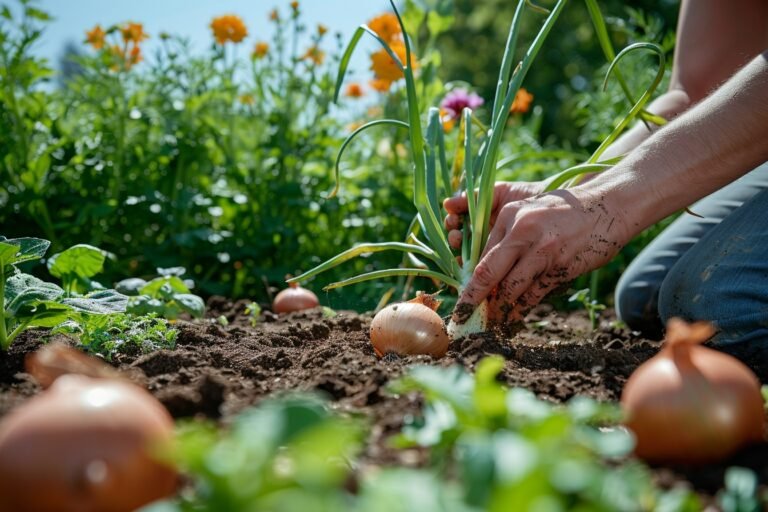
left=2, top=296, right=768, bottom=504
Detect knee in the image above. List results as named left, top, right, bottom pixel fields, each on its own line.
left=658, top=259, right=766, bottom=346
left=658, top=257, right=712, bottom=326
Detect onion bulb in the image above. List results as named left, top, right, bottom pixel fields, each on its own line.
left=621, top=318, right=765, bottom=465
left=370, top=293, right=449, bottom=358
left=0, top=346, right=177, bottom=512
left=273, top=282, right=319, bottom=313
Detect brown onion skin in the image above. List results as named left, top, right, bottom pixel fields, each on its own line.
left=621, top=319, right=766, bottom=465
left=0, top=375, right=177, bottom=512
left=370, top=298, right=449, bottom=358
left=273, top=283, right=319, bottom=313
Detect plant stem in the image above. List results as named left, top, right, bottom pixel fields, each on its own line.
left=0, top=261, right=7, bottom=350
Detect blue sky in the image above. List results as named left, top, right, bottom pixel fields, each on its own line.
left=28, top=1, right=390, bottom=74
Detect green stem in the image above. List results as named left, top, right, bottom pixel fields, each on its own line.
left=0, top=261, right=7, bottom=350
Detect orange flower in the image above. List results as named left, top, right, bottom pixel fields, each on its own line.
left=85, top=25, right=105, bottom=50
left=510, top=87, right=533, bottom=114
left=290, top=1, right=299, bottom=10
left=269, top=9, right=279, bottom=21
left=370, top=40, right=415, bottom=83
left=251, top=41, right=269, bottom=60
left=369, top=78, right=392, bottom=93
left=210, top=15, right=248, bottom=45
left=120, top=22, right=148, bottom=44
left=367, top=13, right=402, bottom=43
left=317, top=24, right=328, bottom=36
left=127, top=45, right=143, bottom=67
left=345, top=83, right=365, bottom=98
left=301, top=45, right=325, bottom=65
left=239, top=93, right=255, bottom=105
left=440, top=108, right=455, bottom=132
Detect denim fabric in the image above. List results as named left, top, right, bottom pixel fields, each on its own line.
left=615, top=163, right=768, bottom=345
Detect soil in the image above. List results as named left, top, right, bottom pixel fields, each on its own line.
left=2, top=296, right=768, bottom=505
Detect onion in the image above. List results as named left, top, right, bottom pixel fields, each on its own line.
left=273, top=282, right=319, bottom=313
left=621, top=318, right=765, bottom=465
left=0, top=347, right=177, bottom=512
left=370, top=293, right=449, bottom=358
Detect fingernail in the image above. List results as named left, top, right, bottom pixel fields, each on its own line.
left=451, top=302, right=475, bottom=325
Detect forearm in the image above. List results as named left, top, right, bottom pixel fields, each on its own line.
left=591, top=52, right=768, bottom=241
left=599, top=89, right=692, bottom=161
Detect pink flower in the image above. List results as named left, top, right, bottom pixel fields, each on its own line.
left=440, top=89, right=484, bottom=120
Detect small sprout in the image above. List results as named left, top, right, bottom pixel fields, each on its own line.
left=244, top=302, right=262, bottom=327
left=216, top=315, right=229, bottom=326
left=568, top=288, right=606, bottom=331
left=322, top=306, right=337, bottom=318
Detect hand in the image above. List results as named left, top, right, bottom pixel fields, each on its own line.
left=451, top=187, right=630, bottom=326
left=443, top=181, right=544, bottom=250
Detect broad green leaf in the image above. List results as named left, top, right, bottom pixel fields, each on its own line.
left=0, top=237, right=50, bottom=267
left=127, top=295, right=167, bottom=316
left=61, top=289, right=128, bottom=314
left=4, top=272, right=64, bottom=316
left=174, top=293, right=206, bottom=318
left=141, top=276, right=190, bottom=296
left=115, top=278, right=148, bottom=296
left=23, top=301, right=73, bottom=328
left=47, top=244, right=107, bottom=280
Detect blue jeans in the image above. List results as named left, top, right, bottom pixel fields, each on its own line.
left=615, top=163, right=768, bottom=345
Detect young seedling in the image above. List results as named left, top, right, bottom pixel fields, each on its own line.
left=289, top=0, right=665, bottom=340
left=568, top=288, right=606, bottom=331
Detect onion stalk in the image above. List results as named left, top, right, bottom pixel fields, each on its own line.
left=289, top=0, right=666, bottom=340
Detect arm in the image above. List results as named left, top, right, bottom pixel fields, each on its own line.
left=444, top=0, right=768, bottom=236
left=454, top=51, right=768, bottom=325
left=600, top=0, right=768, bottom=160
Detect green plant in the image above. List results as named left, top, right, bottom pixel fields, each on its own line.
left=568, top=288, right=606, bottom=331
left=389, top=357, right=701, bottom=511
left=47, top=243, right=112, bottom=296
left=0, top=236, right=127, bottom=350
left=53, top=313, right=177, bottom=360
left=118, top=267, right=205, bottom=320
left=291, top=0, right=666, bottom=336
left=244, top=301, right=261, bottom=327
left=717, top=467, right=766, bottom=512
left=151, top=396, right=366, bottom=511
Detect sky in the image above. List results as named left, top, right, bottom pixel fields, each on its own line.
left=25, top=1, right=390, bottom=75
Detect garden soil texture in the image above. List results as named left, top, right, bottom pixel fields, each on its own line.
left=2, top=297, right=768, bottom=502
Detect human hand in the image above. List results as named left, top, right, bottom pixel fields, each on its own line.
left=451, top=187, right=630, bottom=326
left=443, top=181, right=544, bottom=250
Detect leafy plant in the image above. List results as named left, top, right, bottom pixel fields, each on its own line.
left=0, top=236, right=127, bottom=350
left=717, top=467, right=766, bottom=512
left=53, top=312, right=177, bottom=360
left=389, top=357, right=701, bottom=511
left=568, top=287, right=606, bottom=331
left=290, top=0, right=666, bottom=337
left=118, top=267, right=206, bottom=320
left=244, top=301, right=261, bottom=327
left=47, top=243, right=111, bottom=296
left=149, top=396, right=365, bottom=511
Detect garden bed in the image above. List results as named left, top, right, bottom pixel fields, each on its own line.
left=2, top=297, right=768, bottom=504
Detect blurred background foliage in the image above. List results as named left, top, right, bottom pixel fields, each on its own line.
left=1, top=0, right=679, bottom=311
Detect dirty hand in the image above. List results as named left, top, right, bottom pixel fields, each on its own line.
left=443, top=181, right=544, bottom=250
left=452, top=187, right=630, bottom=326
